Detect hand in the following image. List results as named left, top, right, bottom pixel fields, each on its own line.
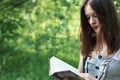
left=79, top=73, right=97, bottom=80
left=63, top=77, right=70, bottom=80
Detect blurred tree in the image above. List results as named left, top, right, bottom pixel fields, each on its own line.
left=0, top=0, right=120, bottom=80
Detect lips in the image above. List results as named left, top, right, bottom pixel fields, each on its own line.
left=92, top=26, right=98, bottom=30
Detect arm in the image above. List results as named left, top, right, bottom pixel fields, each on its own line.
left=78, top=54, right=97, bottom=80
left=78, top=53, right=83, bottom=73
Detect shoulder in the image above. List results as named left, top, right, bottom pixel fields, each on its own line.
left=102, top=48, right=120, bottom=80
left=113, top=48, right=120, bottom=61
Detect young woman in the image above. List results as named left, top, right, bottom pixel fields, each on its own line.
left=78, top=0, right=120, bottom=80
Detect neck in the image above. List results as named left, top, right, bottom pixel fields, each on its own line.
left=95, top=34, right=103, bottom=51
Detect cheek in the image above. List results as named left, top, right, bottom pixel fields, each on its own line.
left=95, top=18, right=98, bottom=22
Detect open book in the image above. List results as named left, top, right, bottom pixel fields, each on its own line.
left=49, top=56, right=84, bottom=80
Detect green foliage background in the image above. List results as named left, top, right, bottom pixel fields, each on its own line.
left=0, top=0, right=120, bottom=80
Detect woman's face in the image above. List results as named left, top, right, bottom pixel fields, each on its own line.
left=84, top=4, right=101, bottom=35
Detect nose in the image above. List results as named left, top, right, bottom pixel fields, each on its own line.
left=89, top=17, right=96, bottom=25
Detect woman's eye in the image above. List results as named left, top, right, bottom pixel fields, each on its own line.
left=93, top=15, right=97, bottom=18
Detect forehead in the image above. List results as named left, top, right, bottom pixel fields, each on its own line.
left=84, top=4, right=96, bottom=16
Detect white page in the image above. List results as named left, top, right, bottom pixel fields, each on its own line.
left=49, top=56, right=80, bottom=76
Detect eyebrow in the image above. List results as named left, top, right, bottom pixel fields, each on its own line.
left=85, top=12, right=97, bottom=17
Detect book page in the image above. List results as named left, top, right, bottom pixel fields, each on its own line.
left=49, top=56, right=80, bottom=76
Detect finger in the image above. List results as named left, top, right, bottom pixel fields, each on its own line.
left=63, top=77, right=70, bottom=80
left=79, top=73, right=90, bottom=80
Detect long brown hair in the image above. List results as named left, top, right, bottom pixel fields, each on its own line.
left=79, top=0, right=120, bottom=56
